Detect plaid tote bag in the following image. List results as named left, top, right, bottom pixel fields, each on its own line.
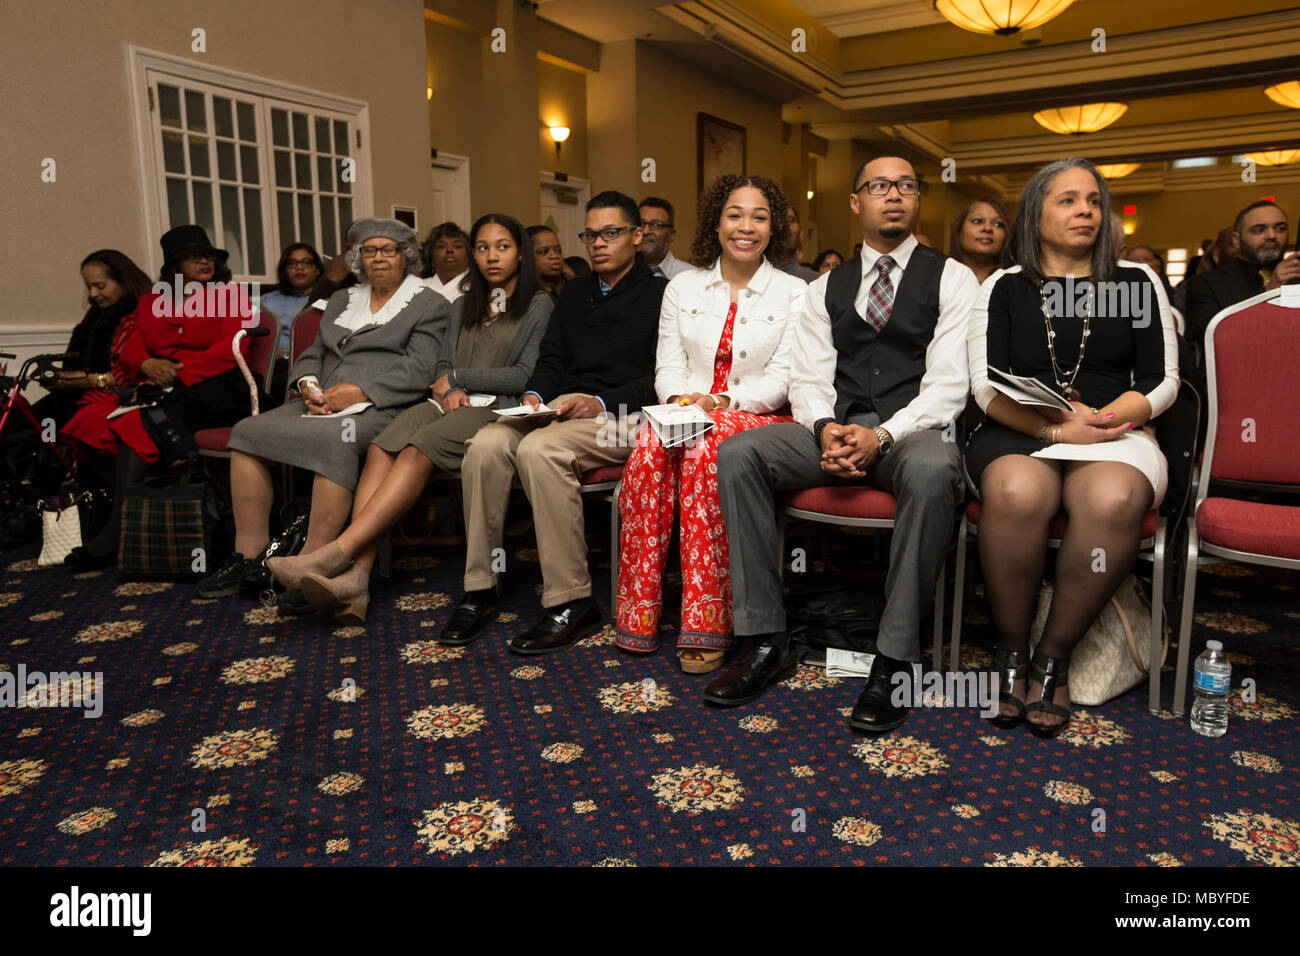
left=117, top=472, right=219, bottom=578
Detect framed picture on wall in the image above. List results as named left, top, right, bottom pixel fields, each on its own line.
left=698, top=113, right=746, bottom=193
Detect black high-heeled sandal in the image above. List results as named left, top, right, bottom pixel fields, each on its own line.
left=990, top=645, right=1030, bottom=728
left=1025, top=649, right=1072, bottom=739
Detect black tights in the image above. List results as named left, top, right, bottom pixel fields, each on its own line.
left=83, top=447, right=152, bottom=557
left=978, top=457, right=1153, bottom=713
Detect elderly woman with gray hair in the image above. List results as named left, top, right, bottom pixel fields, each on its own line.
left=966, top=157, right=1178, bottom=738
left=197, top=218, right=451, bottom=608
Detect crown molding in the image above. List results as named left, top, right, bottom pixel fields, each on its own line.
left=818, top=0, right=947, bottom=37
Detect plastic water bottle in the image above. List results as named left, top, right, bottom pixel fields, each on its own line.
left=1189, top=640, right=1231, bottom=737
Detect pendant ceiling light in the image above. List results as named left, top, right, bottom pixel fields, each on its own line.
left=1263, top=82, right=1300, bottom=109
left=934, top=0, right=1075, bottom=35
left=1095, top=163, right=1141, bottom=179
left=1033, top=102, right=1128, bottom=135
left=1243, top=149, right=1300, bottom=166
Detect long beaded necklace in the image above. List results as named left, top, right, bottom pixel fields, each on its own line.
left=1039, top=277, right=1092, bottom=403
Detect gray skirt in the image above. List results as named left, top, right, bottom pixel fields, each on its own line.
left=227, top=400, right=397, bottom=490
left=372, top=401, right=497, bottom=472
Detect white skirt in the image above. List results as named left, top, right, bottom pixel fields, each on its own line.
left=1029, top=427, right=1168, bottom=505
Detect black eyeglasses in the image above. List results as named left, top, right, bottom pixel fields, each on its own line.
left=579, top=226, right=636, bottom=245
left=641, top=220, right=672, bottom=232
left=855, top=177, right=921, bottom=197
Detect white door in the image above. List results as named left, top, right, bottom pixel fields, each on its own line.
left=431, top=154, right=471, bottom=232
left=540, top=173, right=591, bottom=265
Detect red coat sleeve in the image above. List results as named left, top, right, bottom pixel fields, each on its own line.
left=115, top=296, right=156, bottom=379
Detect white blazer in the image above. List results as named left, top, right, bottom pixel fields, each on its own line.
left=655, top=257, right=806, bottom=413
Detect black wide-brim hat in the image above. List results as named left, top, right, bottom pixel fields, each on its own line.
left=160, top=225, right=228, bottom=265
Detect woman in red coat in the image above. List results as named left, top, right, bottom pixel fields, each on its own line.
left=65, top=226, right=257, bottom=567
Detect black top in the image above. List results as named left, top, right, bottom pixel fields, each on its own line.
left=526, top=259, right=665, bottom=414
left=985, top=265, right=1165, bottom=408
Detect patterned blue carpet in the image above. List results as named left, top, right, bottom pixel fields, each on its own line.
left=1, top=525, right=1297, bottom=867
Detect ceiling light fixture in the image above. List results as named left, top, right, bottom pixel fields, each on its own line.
left=1243, top=149, right=1300, bottom=166
left=934, top=0, right=1075, bottom=36
left=1033, top=102, right=1127, bottom=135
left=1096, top=163, right=1141, bottom=179
left=1263, top=81, right=1300, bottom=109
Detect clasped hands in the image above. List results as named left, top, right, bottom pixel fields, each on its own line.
left=302, top=381, right=367, bottom=415
left=1040, top=401, right=1133, bottom=444
left=819, top=424, right=882, bottom=478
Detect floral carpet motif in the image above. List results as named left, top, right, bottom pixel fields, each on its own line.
left=0, top=538, right=1297, bottom=866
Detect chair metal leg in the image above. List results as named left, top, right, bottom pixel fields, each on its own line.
left=950, top=517, right=969, bottom=673
left=1173, top=519, right=1201, bottom=717
left=1148, top=517, right=1167, bottom=714
left=931, top=559, right=945, bottom=671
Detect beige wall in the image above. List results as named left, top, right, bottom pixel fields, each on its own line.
left=1, top=0, right=430, bottom=331
left=633, top=42, right=785, bottom=264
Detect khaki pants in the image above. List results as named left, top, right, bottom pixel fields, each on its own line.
left=461, top=394, right=634, bottom=606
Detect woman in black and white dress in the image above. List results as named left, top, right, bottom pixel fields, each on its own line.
left=966, top=157, right=1178, bottom=737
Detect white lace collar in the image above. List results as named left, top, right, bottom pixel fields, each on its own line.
left=335, top=273, right=425, bottom=331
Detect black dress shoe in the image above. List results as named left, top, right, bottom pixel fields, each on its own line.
left=509, top=600, right=602, bottom=655
left=438, top=593, right=499, bottom=646
left=849, top=656, right=910, bottom=733
left=702, top=640, right=798, bottom=707
left=277, top=589, right=314, bottom=616
left=63, top=546, right=115, bottom=570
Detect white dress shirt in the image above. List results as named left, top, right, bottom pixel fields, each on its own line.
left=788, top=234, right=979, bottom=441
left=421, top=269, right=468, bottom=303
left=655, top=257, right=806, bottom=413
left=650, top=250, right=693, bottom=281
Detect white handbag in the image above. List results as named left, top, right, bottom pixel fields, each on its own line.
left=1029, top=574, right=1169, bottom=706
left=38, top=496, right=84, bottom=566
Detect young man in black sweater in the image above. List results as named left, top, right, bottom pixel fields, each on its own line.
left=440, top=191, right=666, bottom=653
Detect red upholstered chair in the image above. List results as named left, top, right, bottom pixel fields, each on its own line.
left=579, top=465, right=624, bottom=610
left=951, top=501, right=1166, bottom=711
left=194, top=309, right=281, bottom=459
left=782, top=486, right=950, bottom=669
left=1174, top=289, right=1300, bottom=715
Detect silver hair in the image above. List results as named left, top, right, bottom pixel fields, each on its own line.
left=1011, top=157, right=1116, bottom=284
left=345, top=237, right=422, bottom=280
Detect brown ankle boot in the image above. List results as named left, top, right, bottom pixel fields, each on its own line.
left=267, top=542, right=350, bottom=592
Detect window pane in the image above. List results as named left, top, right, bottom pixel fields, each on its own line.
left=192, top=181, right=215, bottom=238
left=274, top=149, right=291, bottom=187
left=271, top=109, right=288, bottom=147
left=166, top=177, right=190, bottom=228
left=237, top=101, right=257, bottom=143
left=277, top=191, right=295, bottom=246
left=220, top=185, right=245, bottom=275
left=320, top=196, right=336, bottom=254
left=184, top=90, right=207, bottom=133
left=294, top=152, right=312, bottom=190
left=188, top=135, right=210, bottom=178
left=333, top=120, right=348, bottom=155
left=158, top=84, right=182, bottom=129
left=297, top=194, right=316, bottom=248
left=213, top=97, right=234, bottom=138
left=317, top=156, right=333, bottom=194
left=292, top=112, right=309, bottom=149
left=315, top=117, right=331, bottom=154
left=217, top=141, right=237, bottom=181
left=338, top=197, right=353, bottom=234
left=162, top=130, right=185, bottom=173
left=338, top=158, right=351, bottom=195
left=240, top=145, right=259, bottom=185
left=243, top=189, right=265, bottom=274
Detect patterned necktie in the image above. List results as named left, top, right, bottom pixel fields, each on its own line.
left=864, top=255, right=896, bottom=331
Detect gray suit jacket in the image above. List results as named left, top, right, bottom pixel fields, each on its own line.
left=290, top=276, right=451, bottom=410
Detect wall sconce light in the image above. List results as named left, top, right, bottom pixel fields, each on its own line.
left=548, top=125, right=571, bottom=159
left=806, top=189, right=814, bottom=200
left=427, top=87, right=433, bottom=101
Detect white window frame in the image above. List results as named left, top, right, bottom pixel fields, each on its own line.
left=127, top=46, right=373, bottom=282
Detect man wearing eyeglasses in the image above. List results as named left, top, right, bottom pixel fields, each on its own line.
left=442, top=190, right=666, bottom=654
left=638, top=197, right=691, bottom=279
left=709, top=156, right=979, bottom=732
